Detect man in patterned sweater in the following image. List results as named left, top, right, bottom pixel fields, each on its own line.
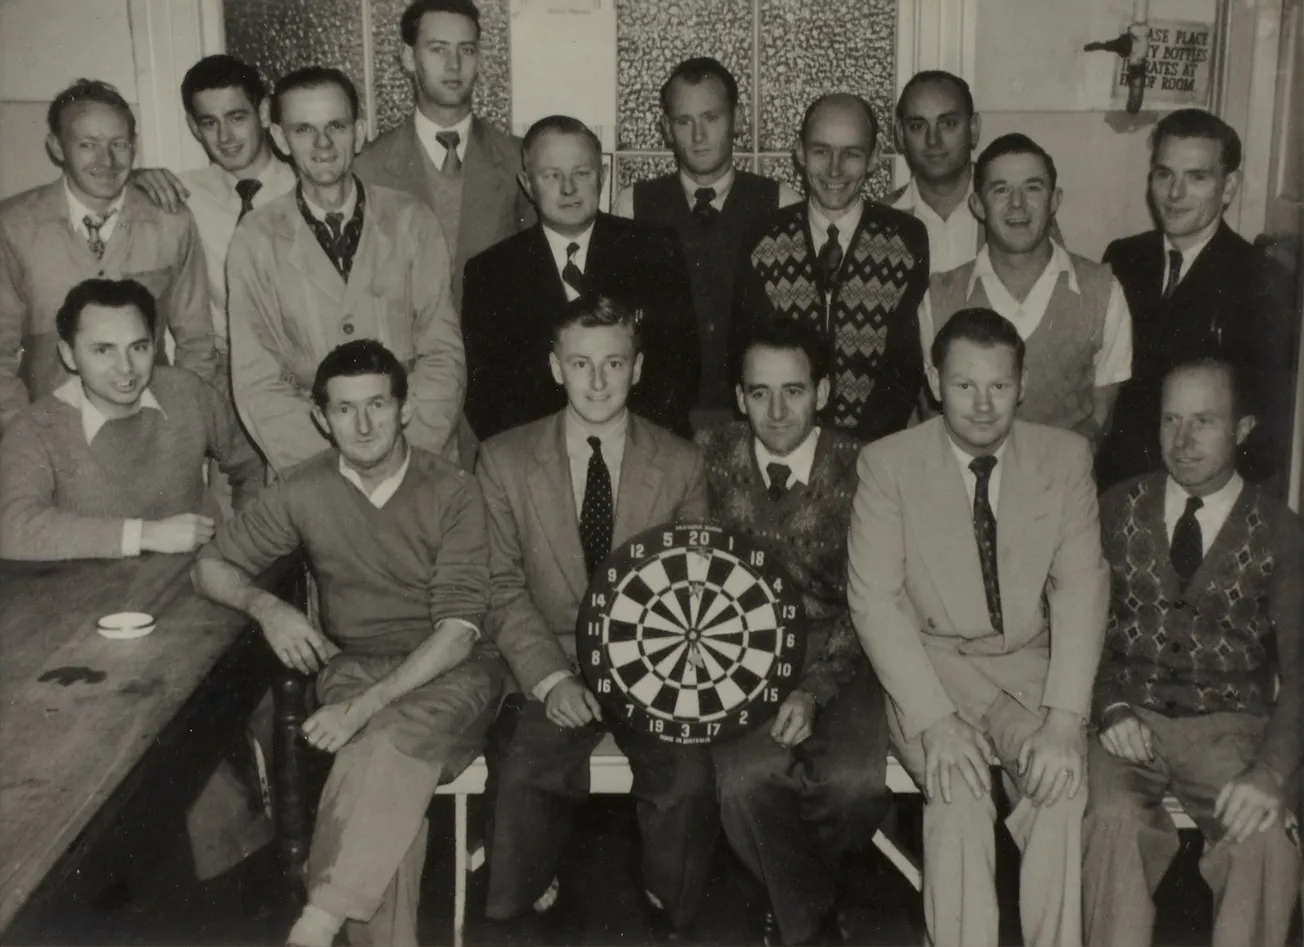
left=1084, top=356, right=1302, bottom=947
left=731, top=93, right=930, bottom=445
left=697, top=319, right=889, bottom=945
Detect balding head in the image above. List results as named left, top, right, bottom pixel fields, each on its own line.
left=799, top=93, right=878, bottom=151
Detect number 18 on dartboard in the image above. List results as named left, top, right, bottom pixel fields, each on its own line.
left=576, top=522, right=807, bottom=746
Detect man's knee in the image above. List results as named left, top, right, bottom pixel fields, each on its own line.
left=818, top=748, right=889, bottom=814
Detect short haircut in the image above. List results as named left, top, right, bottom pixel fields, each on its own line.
left=930, top=307, right=1025, bottom=375
left=271, top=66, right=360, bottom=124
left=47, top=79, right=136, bottom=140
left=181, top=55, right=267, bottom=117
left=550, top=295, right=643, bottom=352
left=660, top=57, right=739, bottom=112
left=311, top=340, right=409, bottom=409
left=736, top=318, right=832, bottom=387
left=1151, top=108, right=1242, bottom=174
left=1163, top=356, right=1255, bottom=419
left=974, top=132, right=1058, bottom=192
left=522, top=114, right=602, bottom=168
left=55, top=278, right=158, bottom=344
left=799, top=93, right=879, bottom=151
left=400, top=0, right=481, bottom=45
left=895, top=70, right=975, bottom=123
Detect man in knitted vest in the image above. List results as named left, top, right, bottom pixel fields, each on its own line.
left=919, top=134, right=1132, bottom=452
left=194, top=339, right=503, bottom=947
left=615, top=57, right=800, bottom=428
left=0, top=277, right=260, bottom=561
left=696, top=319, right=889, bottom=946
left=1083, top=357, right=1302, bottom=947
left=732, top=93, right=930, bottom=445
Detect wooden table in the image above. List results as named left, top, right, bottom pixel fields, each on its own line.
left=0, top=552, right=300, bottom=940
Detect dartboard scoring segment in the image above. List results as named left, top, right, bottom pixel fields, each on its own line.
left=577, top=523, right=806, bottom=746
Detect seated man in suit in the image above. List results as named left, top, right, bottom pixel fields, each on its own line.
left=1097, top=109, right=1295, bottom=487
left=463, top=115, right=700, bottom=441
left=848, top=307, right=1110, bottom=947
left=354, top=0, right=534, bottom=309
left=193, top=339, right=503, bottom=947
left=227, top=66, right=464, bottom=476
left=732, top=93, right=930, bottom=445
left=0, top=277, right=260, bottom=560
left=476, top=295, right=716, bottom=939
left=919, top=134, right=1133, bottom=452
left=1084, top=357, right=1302, bottom=947
left=0, top=78, right=216, bottom=433
left=697, top=319, right=889, bottom=946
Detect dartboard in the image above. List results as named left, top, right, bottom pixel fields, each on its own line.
left=576, top=522, right=806, bottom=746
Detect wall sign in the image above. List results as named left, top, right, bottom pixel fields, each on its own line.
left=1114, top=20, right=1214, bottom=106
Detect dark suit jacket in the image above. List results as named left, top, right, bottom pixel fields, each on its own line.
left=1097, top=222, right=1296, bottom=487
left=462, top=213, right=701, bottom=441
left=354, top=114, right=535, bottom=308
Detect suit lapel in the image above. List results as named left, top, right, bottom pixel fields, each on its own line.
left=528, top=225, right=570, bottom=312
left=1170, top=223, right=1234, bottom=309
left=994, top=426, right=1056, bottom=634
left=387, top=118, right=427, bottom=197
left=341, top=190, right=393, bottom=314
left=586, top=213, right=615, bottom=286
left=279, top=203, right=348, bottom=303
left=525, top=413, right=589, bottom=601
left=460, top=118, right=510, bottom=258
left=613, top=416, right=662, bottom=545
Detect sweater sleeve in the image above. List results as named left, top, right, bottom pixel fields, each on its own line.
left=429, top=471, right=490, bottom=630
left=0, top=415, right=129, bottom=560
left=202, top=477, right=302, bottom=576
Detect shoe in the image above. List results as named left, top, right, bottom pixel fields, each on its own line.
left=644, top=888, right=697, bottom=944
left=532, top=876, right=560, bottom=914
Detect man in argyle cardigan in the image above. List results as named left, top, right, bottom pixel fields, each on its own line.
left=731, top=93, right=930, bottom=445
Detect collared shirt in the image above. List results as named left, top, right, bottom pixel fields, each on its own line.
left=181, top=156, right=297, bottom=348
left=1163, top=472, right=1243, bottom=555
left=66, top=179, right=126, bottom=243
left=755, top=426, right=820, bottom=489
left=542, top=222, right=595, bottom=301
left=414, top=108, right=473, bottom=169
left=1161, top=218, right=1219, bottom=290
left=892, top=173, right=980, bottom=274
left=564, top=406, right=627, bottom=512
left=918, top=243, right=1134, bottom=388
left=808, top=198, right=865, bottom=257
left=946, top=433, right=1011, bottom=518
left=53, top=377, right=166, bottom=556
left=337, top=444, right=412, bottom=509
left=300, top=177, right=359, bottom=224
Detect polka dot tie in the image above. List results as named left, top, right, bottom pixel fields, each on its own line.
left=766, top=462, right=791, bottom=502
left=969, top=455, right=1003, bottom=633
left=82, top=211, right=114, bottom=260
left=1170, top=495, right=1204, bottom=585
left=580, top=436, right=613, bottom=577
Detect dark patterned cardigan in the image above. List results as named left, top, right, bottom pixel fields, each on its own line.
left=1095, top=472, right=1304, bottom=780
left=729, top=202, right=930, bottom=444
left=695, top=422, right=867, bottom=705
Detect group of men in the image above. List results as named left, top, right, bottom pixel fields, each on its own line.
left=0, top=0, right=1298, bottom=945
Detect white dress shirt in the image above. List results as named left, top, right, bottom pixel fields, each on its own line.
left=808, top=199, right=865, bottom=259
left=946, top=434, right=1010, bottom=519
left=891, top=174, right=980, bottom=275
left=66, top=179, right=126, bottom=243
left=1163, top=472, right=1243, bottom=555
left=542, top=222, right=595, bottom=301
left=1161, top=219, right=1219, bottom=291
left=301, top=177, right=359, bottom=224
left=414, top=108, right=473, bottom=168
left=755, top=426, right=821, bottom=489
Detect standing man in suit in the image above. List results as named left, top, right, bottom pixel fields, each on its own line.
left=1097, top=109, right=1295, bottom=487
left=354, top=0, right=534, bottom=310
left=1084, top=357, right=1302, bottom=947
left=848, top=307, right=1110, bottom=947
left=614, top=57, right=800, bottom=428
left=0, top=78, right=216, bottom=432
left=227, top=66, right=464, bottom=475
left=732, top=93, right=930, bottom=445
left=919, top=134, right=1133, bottom=451
left=697, top=318, right=889, bottom=946
left=463, top=115, right=699, bottom=440
left=476, top=296, right=716, bottom=941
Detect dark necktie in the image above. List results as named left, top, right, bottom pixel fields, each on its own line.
left=434, top=130, right=462, bottom=175
left=1170, top=495, right=1204, bottom=584
left=83, top=212, right=114, bottom=260
left=766, top=462, right=791, bottom=501
left=692, top=186, right=718, bottom=224
left=579, top=436, right=614, bottom=576
left=818, top=223, right=843, bottom=286
left=235, top=178, right=262, bottom=222
left=1162, top=248, right=1183, bottom=300
left=296, top=181, right=366, bottom=282
left=562, top=241, right=585, bottom=296
left=970, top=455, right=1003, bottom=633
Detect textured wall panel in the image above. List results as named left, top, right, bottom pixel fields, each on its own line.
left=614, top=153, right=755, bottom=195
left=757, top=0, right=896, bottom=153
left=224, top=0, right=367, bottom=94
left=615, top=0, right=754, bottom=151
left=368, top=0, right=512, bottom=137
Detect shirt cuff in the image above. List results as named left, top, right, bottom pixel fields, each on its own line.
left=122, top=519, right=144, bottom=557
left=439, top=617, right=482, bottom=641
left=532, top=670, right=572, bottom=703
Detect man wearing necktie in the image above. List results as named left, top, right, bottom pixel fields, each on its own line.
left=226, top=67, right=464, bottom=476
left=732, top=93, right=931, bottom=446
left=476, top=296, right=716, bottom=941
left=1098, top=109, right=1294, bottom=488
left=614, top=58, right=801, bottom=428
left=848, top=307, right=1109, bottom=946
left=1085, top=357, right=1303, bottom=947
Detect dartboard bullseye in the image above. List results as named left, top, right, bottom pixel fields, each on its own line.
left=576, top=522, right=806, bottom=745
